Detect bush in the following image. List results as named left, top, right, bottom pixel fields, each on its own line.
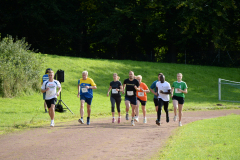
left=0, top=35, right=43, bottom=97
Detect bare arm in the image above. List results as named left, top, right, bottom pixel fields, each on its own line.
left=160, top=89, right=171, bottom=94
left=77, top=84, right=80, bottom=98
left=85, top=85, right=97, bottom=89
left=41, top=88, right=49, bottom=93
left=122, top=84, right=126, bottom=94
left=107, top=86, right=112, bottom=97
left=134, top=85, right=140, bottom=91
left=171, top=87, right=174, bottom=98
left=178, top=88, right=187, bottom=94
left=57, top=87, right=62, bottom=96
left=150, top=88, right=158, bottom=96
left=141, top=88, right=150, bottom=93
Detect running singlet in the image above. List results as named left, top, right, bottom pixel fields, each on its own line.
left=41, top=80, right=61, bottom=100
left=150, top=80, right=158, bottom=99
left=78, top=78, right=96, bottom=98
left=156, top=81, right=171, bottom=101
left=123, top=79, right=139, bottom=97
left=172, top=81, right=188, bottom=98
left=136, top=82, right=148, bottom=101
left=41, top=74, right=49, bottom=84
left=110, top=81, right=122, bottom=98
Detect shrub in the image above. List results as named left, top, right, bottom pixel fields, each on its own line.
left=0, top=35, right=43, bottom=97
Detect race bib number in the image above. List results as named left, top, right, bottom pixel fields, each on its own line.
left=82, top=88, right=88, bottom=93
left=127, top=91, right=134, bottom=96
left=138, top=92, right=144, bottom=97
left=47, top=90, right=55, bottom=96
left=175, top=88, right=181, bottom=93
left=112, top=89, right=118, bottom=94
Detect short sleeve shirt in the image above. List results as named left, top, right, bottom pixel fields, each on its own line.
left=41, top=80, right=61, bottom=100
left=156, top=81, right=171, bottom=101
left=78, top=77, right=96, bottom=98
left=110, top=81, right=122, bottom=98
left=172, top=81, right=188, bottom=98
left=123, top=79, right=139, bottom=97
left=136, top=82, right=148, bottom=101
left=150, top=80, right=158, bottom=99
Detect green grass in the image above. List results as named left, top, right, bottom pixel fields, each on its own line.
left=153, top=114, right=240, bottom=160
left=0, top=54, right=240, bottom=135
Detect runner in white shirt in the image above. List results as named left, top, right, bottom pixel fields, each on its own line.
left=41, top=71, right=61, bottom=127
left=155, top=74, right=171, bottom=126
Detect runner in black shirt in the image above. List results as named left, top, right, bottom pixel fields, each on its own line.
left=122, top=71, right=140, bottom=126
left=107, top=73, right=123, bottom=124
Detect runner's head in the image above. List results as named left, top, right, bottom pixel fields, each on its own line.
left=113, top=73, right=120, bottom=81
left=158, top=73, right=163, bottom=81
left=48, top=70, right=54, bottom=81
left=135, top=75, right=142, bottom=83
left=160, top=74, right=165, bottom=83
left=82, top=71, right=88, bottom=80
left=129, top=71, right=134, bottom=80
left=45, top=68, right=52, bottom=74
left=177, top=73, right=182, bottom=82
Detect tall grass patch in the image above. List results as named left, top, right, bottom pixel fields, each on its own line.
left=0, top=35, right=43, bottom=97
left=154, top=114, right=240, bottom=160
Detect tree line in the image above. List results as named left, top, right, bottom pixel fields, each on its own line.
left=0, top=0, right=239, bottom=66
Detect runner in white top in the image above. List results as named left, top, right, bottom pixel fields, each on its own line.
left=155, top=74, right=171, bottom=126
left=41, top=71, right=61, bottom=127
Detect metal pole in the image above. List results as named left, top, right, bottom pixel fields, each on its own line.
left=218, top=78, right=221, bottom=101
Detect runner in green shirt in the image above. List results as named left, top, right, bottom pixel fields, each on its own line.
left=171, top=73, right=188, bottom=127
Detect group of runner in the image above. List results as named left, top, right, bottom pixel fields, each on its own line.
left=41, top=70, right=187, bottom=127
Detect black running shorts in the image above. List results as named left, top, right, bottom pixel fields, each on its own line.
left=45, top=98, right=57, bottom=108
left=172, top=95, right=184, bottom=104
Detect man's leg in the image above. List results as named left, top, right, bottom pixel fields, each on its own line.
left=86, top=104, right=91, bottom=125
left=125, top=100, right=130, bottom=120
left=80, top=100, right=85, bottom=118
left=131, top=104, right=136, bottom=126
left=49, top=104, right=55, bottom=120
left=163, top=101, right=169, bottom=123
left=87, top=104, right=91, bottom=117
left=156, top=99, right=163, bottom=125
left=49, top=104, right=55, bottom=127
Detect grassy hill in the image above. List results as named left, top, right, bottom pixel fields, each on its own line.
left=0, top=54, right=240, bottom=134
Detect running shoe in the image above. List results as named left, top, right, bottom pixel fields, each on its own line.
left=118, top=117, right=121, bottom=124
left=78, top=118, right=84, bottom=124
left=131, top=120, right=135, bottom=126
left=50, top=122, right=54, bottom=127
left=87, top=117, right=90, bottom=125
left=173, top=116, right=177, bottom=122
left=179, top=121, right=182, bottom=126
left=166, top=116, right=169, bottom=123
left=112, top=118, right=115, bottom=123
left=156, top=120, right=160, bottom=126
left=126, top=113, right=129, bottom=120
left=134, top=117, right=139, bottom=122
left=143, top=118, right=147, bottom=123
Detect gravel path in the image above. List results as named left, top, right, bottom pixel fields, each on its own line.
left=0, top=109, right=239, bottom=160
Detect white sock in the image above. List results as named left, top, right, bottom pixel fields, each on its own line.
left=51, top=120, right=54, bottom=123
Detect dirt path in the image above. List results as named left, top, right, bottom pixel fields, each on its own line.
left=0, top=109, right=240, bottom=160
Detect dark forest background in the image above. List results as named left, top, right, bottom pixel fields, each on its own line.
left=0, top=0, right=240, bottom=67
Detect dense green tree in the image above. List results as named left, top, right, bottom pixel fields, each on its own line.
left=0, top=0, right=239, bottom=66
